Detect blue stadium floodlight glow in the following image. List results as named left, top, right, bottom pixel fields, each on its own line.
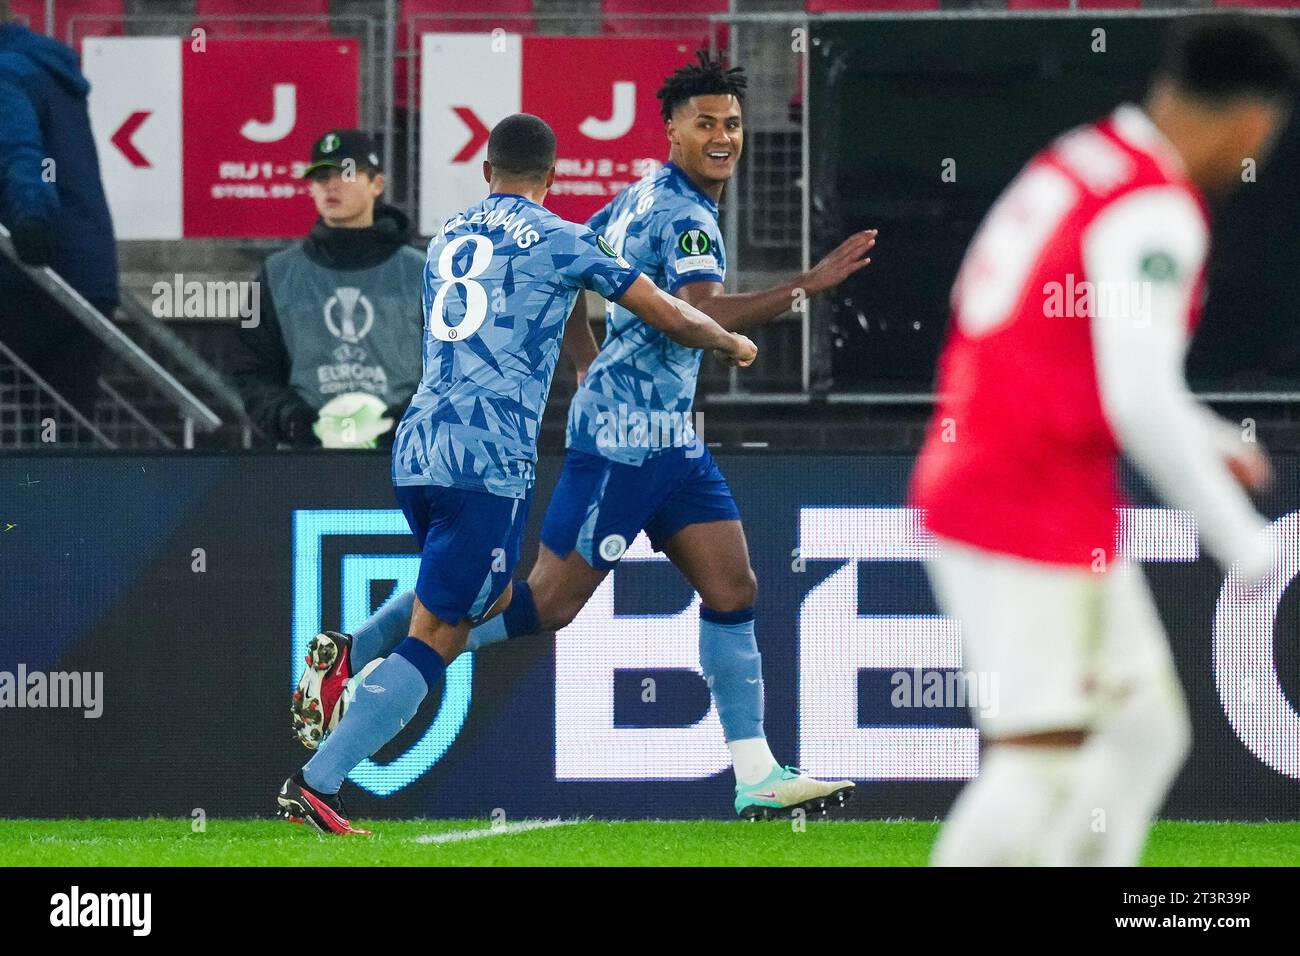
left=292, top=510, right=472, bottom=796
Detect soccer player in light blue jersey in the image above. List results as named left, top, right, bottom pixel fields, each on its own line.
left=279, top=113, right=756, bottom=834
left=513, top=55, right=875, bottom=818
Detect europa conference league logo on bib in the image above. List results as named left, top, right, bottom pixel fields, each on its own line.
left=323, top=287, right=375, bottom=344
left=678, top=229, right=711, bottom=256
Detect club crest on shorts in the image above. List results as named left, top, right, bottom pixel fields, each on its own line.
left=599, top=533, right=628, bottom=562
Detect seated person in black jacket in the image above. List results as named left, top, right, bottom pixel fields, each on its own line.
left=232, top=130, right=424, bottom=447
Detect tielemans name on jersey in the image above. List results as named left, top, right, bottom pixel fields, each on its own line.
left=441, top=205, right=542, bottom=249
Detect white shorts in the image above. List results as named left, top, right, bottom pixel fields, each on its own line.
left=926, top=536, right=1183, bottom=737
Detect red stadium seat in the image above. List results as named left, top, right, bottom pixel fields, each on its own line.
left=11, top=0, right=124, bottom=43
left=601, top=0, right=728, bottom=38
left=401, top=0, right=533, bottom=34
left=194, top=0, right=333, bottom=36
left=396, top=0, right=536, bottom=110
left=1008, top=0, right=1141, bottom=8
left=805, top=0, right=941, bottom=11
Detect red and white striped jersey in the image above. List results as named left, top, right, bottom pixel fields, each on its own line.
left=910, top=105, right=1266, bottom=571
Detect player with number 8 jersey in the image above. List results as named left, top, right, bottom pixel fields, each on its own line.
left=387, top=186, right=644, bottom=628
left=387, top=166, right=648, bottom=631
left=392, top=193, right=637, bottom=499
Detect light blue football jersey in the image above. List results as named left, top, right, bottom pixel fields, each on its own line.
left=393, top=192, right=640, bottom=498
left=566, top=162, right=726, bottom=465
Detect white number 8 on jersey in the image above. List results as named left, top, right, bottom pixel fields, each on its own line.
left=429, top=234, right=495, bottom=342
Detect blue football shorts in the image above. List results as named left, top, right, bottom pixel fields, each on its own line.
left=395, top=483, right=532, bottom=626
left=540, top=444, right=741, bottom=571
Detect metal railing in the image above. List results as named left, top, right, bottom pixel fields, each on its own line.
left=0, top=224, right=222, bottom=448
left=114, top=292, right=259, bottom=446
left=0, top=337, right=116, bottom=448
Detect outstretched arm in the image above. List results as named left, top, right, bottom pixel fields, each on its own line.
left=616, top=275, right=756, bottom=366
left=677, top=230, right=876, bottom=332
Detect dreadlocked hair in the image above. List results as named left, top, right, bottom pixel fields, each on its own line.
left=657, top=51, right=747, bottom=122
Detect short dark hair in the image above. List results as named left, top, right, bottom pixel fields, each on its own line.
left=486, top=113, right=556, bottom=181
left=657, top=51, right=747, bottom=122
left=1156, top=14, right=1300, bottom=104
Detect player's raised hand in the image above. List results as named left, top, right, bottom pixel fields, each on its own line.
left=801, top=229, right=877, bottom=295
left=715, top=332, right=757, bottom=368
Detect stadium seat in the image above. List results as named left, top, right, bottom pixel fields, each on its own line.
left=11, top=0, right=124, bottom=44
left=1007, top=0, right=1141, bottom=8
left=601, top=0, right=728, bottom=40
left=395, top=0, right=536, bottom=110
left=400, top=0, right=534, bottom=34
left=194, top=0, right=333, bottom=37
left=805, top=0, right=941, bottom=11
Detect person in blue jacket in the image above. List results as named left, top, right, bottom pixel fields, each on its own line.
left=0, top=5, right=117, bottom=419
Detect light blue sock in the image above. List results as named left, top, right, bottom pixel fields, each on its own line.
left=699, top=605, right=764, bottom=741
left=302, top=638, right=446, bottom=794
left=350, top=588, right=416, bottom=669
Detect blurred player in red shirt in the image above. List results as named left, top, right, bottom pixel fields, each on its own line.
left=910, top=16, right=1299, bottom=866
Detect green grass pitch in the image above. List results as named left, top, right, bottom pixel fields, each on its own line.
left=2, top=819, right=1298, bottom=866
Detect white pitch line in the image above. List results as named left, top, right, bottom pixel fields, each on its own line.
left=414, top=818, right=578, bottom=845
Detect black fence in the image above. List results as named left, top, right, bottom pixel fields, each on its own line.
left=810, top=15, right=1300, bottom=393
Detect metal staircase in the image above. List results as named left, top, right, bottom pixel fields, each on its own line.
left=0, top=224, right=243, bottom=450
